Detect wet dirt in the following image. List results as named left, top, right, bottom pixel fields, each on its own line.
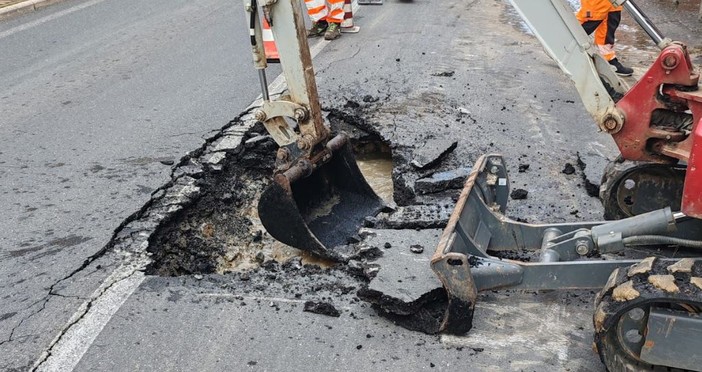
left=648, top=274, right=680, bottom=293
left=146, top=109, right=404, bottom=276
left=146, top=121, right=276, bottom=276
left=611, top=280, right=640, bottom=301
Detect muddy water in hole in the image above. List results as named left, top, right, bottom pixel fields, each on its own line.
left=355, top=154, right=394, bottom=203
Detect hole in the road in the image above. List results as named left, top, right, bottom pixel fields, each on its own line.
left=145, top=115, right=394, bottom=277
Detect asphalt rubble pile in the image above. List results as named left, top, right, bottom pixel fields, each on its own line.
left=100, top=88, right=494, bottom=334
left=107, top=80, right=610, bottom=336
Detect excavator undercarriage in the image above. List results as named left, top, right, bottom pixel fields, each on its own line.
left=432, top=154, right=702, bottom=370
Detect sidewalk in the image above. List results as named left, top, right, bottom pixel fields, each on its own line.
left=0, top=0, right=64, bottom=19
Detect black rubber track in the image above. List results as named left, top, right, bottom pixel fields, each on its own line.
left=593, top=257, right=702, bottom=371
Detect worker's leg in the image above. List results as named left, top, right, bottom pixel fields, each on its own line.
left=594, top=10, right=633, bottom=76
left=581, top=19, right=603, bottom=36
left=593, top=11, right=619, bottom=61
left=323, top=0, right=345, bottom=40
left=593, top=14, right=615, bottom=61
left=304, top=0, right=329, bottom=37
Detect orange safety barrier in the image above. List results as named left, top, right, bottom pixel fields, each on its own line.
left=341, top=0, right=360, bottom=33
left=261, top=18, right=280, bottom=63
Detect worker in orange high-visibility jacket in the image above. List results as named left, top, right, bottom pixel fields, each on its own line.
left=304, top=0, right=345, bottom=40
left=576, top=0, right=634, bottom=76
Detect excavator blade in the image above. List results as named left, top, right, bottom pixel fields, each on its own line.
left=258, top=141, right=383, bottom=261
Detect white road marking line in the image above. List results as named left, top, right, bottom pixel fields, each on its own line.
left=33, top=263, right=146, bottom=372
left=28, top=24, right=335, bottom=372
left=0, top=0, right=107, bottom=40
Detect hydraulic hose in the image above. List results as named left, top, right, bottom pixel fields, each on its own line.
left=247, top=0, right=270, bottom=100
left=623, top=235, right=702, bottom=249
left=248, top=0, right=258, bottom=47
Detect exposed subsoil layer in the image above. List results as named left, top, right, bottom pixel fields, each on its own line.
left=146, top=121, right=276, bottom=276
left=145, top=108, right=404, bottom=276
left=141, top=100, right=486, bottom=333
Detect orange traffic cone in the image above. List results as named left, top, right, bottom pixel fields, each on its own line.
left=261, top=18, right=280, bottom=63
left=341, top=0, right=360, bottom=33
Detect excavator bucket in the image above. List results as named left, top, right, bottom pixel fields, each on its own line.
left=257, top=139, right=383, bottom=261
left=244, top=0, right=382, bottom=260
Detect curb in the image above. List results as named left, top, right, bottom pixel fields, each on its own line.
left=0, top=0, right=65, bottom=20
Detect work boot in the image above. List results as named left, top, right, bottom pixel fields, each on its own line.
left=307, top=21, right=328, bottom=37
left=609, top=58, right=634, bottom=77
left=324, top=22, right=341, bottom=40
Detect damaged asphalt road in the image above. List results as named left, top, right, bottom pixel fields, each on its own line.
left=0, top=0, right=280, bottom=369
left=4, top=0, right=702, bottom=371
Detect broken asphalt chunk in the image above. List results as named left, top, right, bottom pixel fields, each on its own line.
left=510, top=188, right=528, bottom=200
left=414, top=167, right=471, bottom=195
left=359, top=229, right=443, bottom=310
left=375, top=204, right=452, bottom=229
left=410, top=139, right=458, bottom=170
left=303, top=301, right=341, bottom=317
left=358, top=229, right=448, bottom=334
left=562, top=163, right=575, bottom=175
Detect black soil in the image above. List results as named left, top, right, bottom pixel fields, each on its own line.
left=145, top=109, right=395, bottom=276
left=510, top=188, right=528, bottom=200
left=146, top=121, right=276, bottom=276
left=304, top=301, right=341, bottom=317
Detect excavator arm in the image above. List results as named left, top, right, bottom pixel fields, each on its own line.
left=243, top=0, right=383, bottom=261
left=244, top=0, right=328, bottom=151
left=427, top=4, right=702, bottom=371
left=508, top=0, right=627, bottom=133
left=509, top=0, right=702, bottom=219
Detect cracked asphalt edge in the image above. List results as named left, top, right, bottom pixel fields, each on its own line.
left=25, top=36, right=334, bottom=369
left=22, top=34, right=327, bottom=370
left=29, top=87, right=291, bottom=371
